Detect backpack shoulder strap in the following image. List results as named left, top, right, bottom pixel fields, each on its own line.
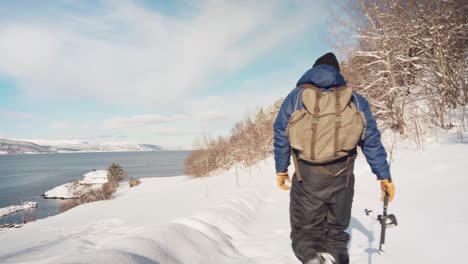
left=298, top=84, right=322, bottom=160
left=298, top=84, right=320, bottom=114
left=334, top=88, right=342, bottom=157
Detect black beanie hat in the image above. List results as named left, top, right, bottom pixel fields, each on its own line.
left=313, top=52, right=340, bottom=72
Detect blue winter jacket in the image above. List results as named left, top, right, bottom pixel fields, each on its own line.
left=273, top=64, right=391, bottom=180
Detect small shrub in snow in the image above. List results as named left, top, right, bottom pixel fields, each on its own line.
left=185, top=149, right=211, bottom=177
left=59, top=199, right=81, bottom=212
left=102, top=180, right=118, bottom=195
left=129, top=177, right=141, bottom=187
left=59, top=181, right=119, bottom=212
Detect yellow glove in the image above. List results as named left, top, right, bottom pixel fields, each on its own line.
left=380, top=179, right=395, bottom=203
left=277, top=172, right=291, bottom=190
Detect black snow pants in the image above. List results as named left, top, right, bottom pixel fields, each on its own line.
left=290, top=152, right=356, bottom=264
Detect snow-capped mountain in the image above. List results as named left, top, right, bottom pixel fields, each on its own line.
left=0, top=138, right=188, bottom=154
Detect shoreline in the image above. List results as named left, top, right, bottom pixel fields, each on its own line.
left=0, top=202, right=38, bottom=219
left=0, top=149, right=191, bottom=156
left=0, top=151, right=189, bottom=226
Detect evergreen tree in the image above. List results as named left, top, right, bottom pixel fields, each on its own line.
left=107, top=161, right=125, bottom=182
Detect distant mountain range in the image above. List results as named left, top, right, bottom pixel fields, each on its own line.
left=0, top=139, right=189, bottom=155
left=0, top=139, right=55, bottom=154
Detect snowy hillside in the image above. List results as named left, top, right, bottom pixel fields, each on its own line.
left=0, top=138, right=189, bottom=154
left=0, top=139, right=56, bottom=154
left=26, top=139, right=167, bottom=153
left=0, top=132, right=466, bottom=263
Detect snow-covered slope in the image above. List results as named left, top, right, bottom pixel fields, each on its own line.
left=0, top=138, right=188, bottom=154
left=0, top=139, right=56, bottom=154
left=0, top=132, right=466, bottom=263
left=26, top=139, right=167, bottom=153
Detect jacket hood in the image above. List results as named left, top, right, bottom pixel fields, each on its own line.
left=296, top=64, right=346, bottom=89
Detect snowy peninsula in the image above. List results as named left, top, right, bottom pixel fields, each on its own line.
left=0, top=202, right=38, bottom=218
left=43, top=170, right=108, bottom=199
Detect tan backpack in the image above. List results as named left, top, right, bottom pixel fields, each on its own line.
left=287, top=84, right=366, bottom=167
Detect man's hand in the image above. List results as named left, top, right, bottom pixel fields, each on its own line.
left=380, top=179, right=395, bottom=202
left=277, top=172, right=291, bottom=190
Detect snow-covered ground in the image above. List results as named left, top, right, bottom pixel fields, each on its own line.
left=78, top=170, right=108, bottom=185
left=0, top=202, right=38, bottom=218
left=0, top=132, right=467, bottom=263
left=43, top=170, right=108, bottom=199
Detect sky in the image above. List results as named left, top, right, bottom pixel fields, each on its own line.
left=0, top=0, right=340, bottom=147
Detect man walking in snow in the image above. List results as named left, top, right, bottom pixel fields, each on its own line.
left=274, top=52, right=395, bottom=264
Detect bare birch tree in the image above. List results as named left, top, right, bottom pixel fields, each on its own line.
left=336, top=0, right=467, bottom=139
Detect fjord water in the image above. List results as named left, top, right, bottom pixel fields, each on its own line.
left=0, top=151, right=189, bottom=224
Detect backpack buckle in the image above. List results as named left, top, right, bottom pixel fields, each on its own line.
left=335, top=115, right=341, bottom=123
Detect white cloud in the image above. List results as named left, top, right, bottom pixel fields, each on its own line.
left=49, top=122, right=71, bottom=129
left=0, top=0, right=327, bottom=107
left=186, top=66, right=305, bottom=122
left=150, top=127, right=197, bottom=137
left=0, top=109, right=32, bottom=119
left=97, top=133, right=128, bottom=139
left=195, top=111, right=229, bottom=121
left=0, top=0, right=332, bottom=145
left=103, top=114, right=189, bottom=129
